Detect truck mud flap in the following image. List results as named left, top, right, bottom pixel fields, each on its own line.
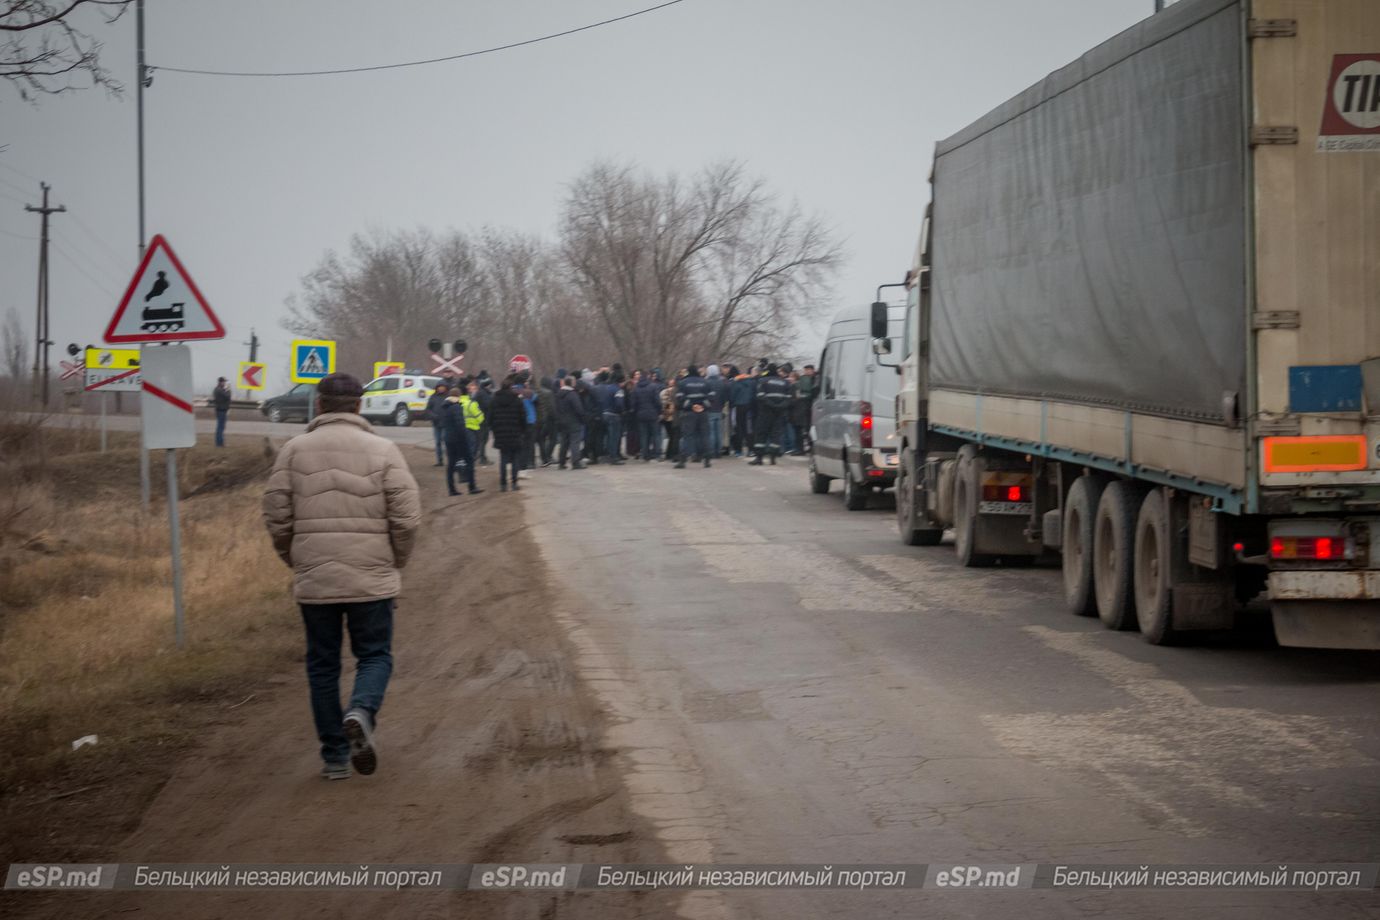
left=1272, top=601, right=1380, bottom=650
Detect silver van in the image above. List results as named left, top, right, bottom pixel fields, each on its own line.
left=807, top=302, right=903, bottom=509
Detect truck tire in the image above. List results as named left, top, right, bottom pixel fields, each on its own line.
left=953, top=452, right=995, bottom=567
left=1134, top=487, right=1180, bottom=645
left=1062, top=474, right=1105, bottom=617
left=808, top=454, right=831, bottom=494
left=897, top=451, right=943, bottom=546
left=842, top=471, right=867, bottom=511
left=1093, top=480, right=1140, bottom=630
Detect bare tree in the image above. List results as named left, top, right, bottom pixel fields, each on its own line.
left=2, top=1, right=133, bottom=101
left=1, top=307, right=26, bottom=381
left=560, top=160, right=840, bottom=371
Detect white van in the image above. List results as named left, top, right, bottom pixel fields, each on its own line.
left=808, top=303, right=903, bottom=509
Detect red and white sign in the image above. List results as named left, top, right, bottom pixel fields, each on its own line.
left=59, top=359, right=83, bottom=381
left=430, top=352, right=464, bottom=376
left=238, top=361, right=265, bottom=390
left=105, top=235, right=226, bottom=343
left=373, top=360, right=405, bottom=379
left=1318, top=53, right=1380, bottom=152
left=140, top=344, right=196, bottom=449
left=509, top=354, right=532, bottom=374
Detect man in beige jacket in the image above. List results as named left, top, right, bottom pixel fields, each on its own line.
left=263, top=373, right=421, bottom=780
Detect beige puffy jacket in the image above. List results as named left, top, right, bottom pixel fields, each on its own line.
left=262, top=413, right=422, bottom=604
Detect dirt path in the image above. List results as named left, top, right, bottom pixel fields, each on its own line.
left=12, top=455, right=676, bottom=920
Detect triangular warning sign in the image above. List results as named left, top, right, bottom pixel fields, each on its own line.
left=104, top=234, right=225, bottom=344
left=300, top=349, right=324, bottom=374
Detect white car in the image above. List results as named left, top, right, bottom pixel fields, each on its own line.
left=360, top=374, right=446, bottom=427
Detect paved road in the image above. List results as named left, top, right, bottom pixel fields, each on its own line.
left=529, top=454, right=1380, bottom=919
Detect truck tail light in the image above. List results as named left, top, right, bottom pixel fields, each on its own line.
left=859, top=401, right=873, bottom=448
left=1267, top=521, right=1354, bottom=563
left=982, top=484, right=1026, bottom=502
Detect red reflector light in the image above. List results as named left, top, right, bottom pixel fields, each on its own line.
left=1232, top=542, right=1244, bottom=553
left=860, top=415, right=873, bottom=429
left=1007, top=485, right=1023, bottom=502
left=1316, top=537, right=1334, bottom=560
left=867, top=469, right=886, bottom=478
left=1271, top=538, right=1286, bottom=558
left=859, top=401, right=873, bottom=448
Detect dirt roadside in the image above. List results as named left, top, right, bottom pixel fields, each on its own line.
left=5, top=450, right=678, bottom=920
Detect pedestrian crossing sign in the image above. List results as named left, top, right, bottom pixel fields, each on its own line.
left=290, top=339, right=336, bottom=384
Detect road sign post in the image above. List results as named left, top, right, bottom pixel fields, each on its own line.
left=140, top=344, right=196, bottom=648
left=290, top=339, right=335, bottom=425
left=107, top=234, right=223, bottom=515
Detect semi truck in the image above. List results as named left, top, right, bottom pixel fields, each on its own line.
left=888, top=0, right=1380, bottom=648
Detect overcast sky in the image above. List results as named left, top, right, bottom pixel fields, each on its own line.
left=2, top=0, right=1152, bottom=392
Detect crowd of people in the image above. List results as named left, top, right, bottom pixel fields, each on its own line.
left=422, top=360, right=820, bottom=491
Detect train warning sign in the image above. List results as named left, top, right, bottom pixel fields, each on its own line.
left=105, top=235, right=225, bottom=343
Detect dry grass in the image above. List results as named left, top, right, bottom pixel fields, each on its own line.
left=0, top=419, right=301, bottom=858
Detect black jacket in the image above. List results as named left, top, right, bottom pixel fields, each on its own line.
left=677, top=375, right=711, bottom=412
left=488, top=388, right=528, bottom=451
left=756, top=375, right=793, bottom=411
left=212, top=384, right=231, bottom=412
left=555, top=387, right=586, bottom=429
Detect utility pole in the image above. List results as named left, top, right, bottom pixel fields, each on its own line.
left=136, top=0, right=151, bottom=512
left=26, top=183, right=65, bottom=407
left=241, top=328, right=259, bottom=397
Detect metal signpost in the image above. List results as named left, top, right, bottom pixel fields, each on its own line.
left=84, top=347, right=142, bottom=454
left=290, top=339, right=335, bottom=424
left=140, top=345, right=196, bottom=648
left=104, top=235, right=224, bottom=646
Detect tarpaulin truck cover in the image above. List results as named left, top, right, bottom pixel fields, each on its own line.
left=929, top=0, right=1246, bottom=424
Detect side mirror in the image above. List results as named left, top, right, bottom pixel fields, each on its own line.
left=870, top=301, right=888, bottom=339
left=872, top=337, right=892, bottom=356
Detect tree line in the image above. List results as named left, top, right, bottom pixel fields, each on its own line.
left=283, top=160, right=843, bottom=379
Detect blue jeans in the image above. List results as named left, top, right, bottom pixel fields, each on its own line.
left=783, top=422, right=797, bottom=454
left=604, top=413, right=622, bottom=458
left=638, top=419, right=662, bottom=459
left=432, top=423, right=444, bottom=464
left=708, top=411, right=723, bottom=457
left=301, top=599, right=394, bottom=764
left=214, top=409, right=227, bottom=447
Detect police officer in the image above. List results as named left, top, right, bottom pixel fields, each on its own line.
left=750, top=364, right=793, bottom=465
left=675, top=365, right=712, bottom=469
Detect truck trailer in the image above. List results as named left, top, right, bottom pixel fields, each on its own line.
left=890, top=0, right=1380, bottom=648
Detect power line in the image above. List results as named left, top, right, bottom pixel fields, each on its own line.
left=64, top=212, right=130, bottom=277
left=0, top=227, right=38, bottom=241
left=52, top=242, right=121, bottom=300
left=51, top=230, right=126, bottom=288
left=0, top=174, right=34, bottom=198
left=0, top=159, right=43, bottom=184
left=150, top=0, right=690, bottom=78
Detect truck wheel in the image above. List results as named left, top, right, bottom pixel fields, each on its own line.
left=1061, top=474, right=1105, bottom=617
left=954, top=453, right=995, bottom=567
left=842, top=471, right=867, bottom=511
left=1093, top=480, right=1140, bottom=630
left=897, top=452, right=943, bottom=546
left=808, top=454, right=831, bottom=494
left=392, top=404, right=411, bottom=427
left=1134, top=488, right=1180, bottom=645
